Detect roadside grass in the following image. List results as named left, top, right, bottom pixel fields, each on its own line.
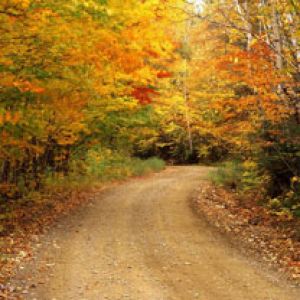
left=44, top=156, right=165, bottom=189
left=208, top=160, right=243, bottom=190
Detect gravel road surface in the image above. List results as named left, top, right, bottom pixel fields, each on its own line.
left=14, top=166, right=300, bottom=299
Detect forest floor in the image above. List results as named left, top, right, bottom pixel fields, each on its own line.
left=6, top=166, right=300, bottom=299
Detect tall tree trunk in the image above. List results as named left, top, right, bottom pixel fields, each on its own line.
left=184, top=16, right=193, bottom=154
left=1, top=160, right=10, bottom=183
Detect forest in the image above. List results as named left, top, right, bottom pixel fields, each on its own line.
left=0, top=0, right=299, bottom=216
left=0, top=0, right=300, bottom=297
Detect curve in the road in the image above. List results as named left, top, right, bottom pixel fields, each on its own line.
left=14, top=166, right=300, bottom=300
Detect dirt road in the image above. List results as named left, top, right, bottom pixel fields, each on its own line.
left=15, top=166, right=299, bottom=299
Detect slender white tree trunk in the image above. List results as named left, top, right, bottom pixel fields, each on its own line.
left=184, top=17, right=193, bottom=153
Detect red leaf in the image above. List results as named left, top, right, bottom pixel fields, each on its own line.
left=157, top=71, right=172, bottom=78
left=131, top=86, right=159, bottom=104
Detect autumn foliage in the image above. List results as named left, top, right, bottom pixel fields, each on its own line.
left=0, top=0, right=299, bottom=215
left=181, top=0, right=300, bottom=214
left=0, top=0, right=178, bottom=199
left=132, top=87, right=159, bottom=104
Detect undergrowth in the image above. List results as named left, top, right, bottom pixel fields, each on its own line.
left=209, top=160, right=300, bottom=218
left=45, top=150, right=165, bottom=189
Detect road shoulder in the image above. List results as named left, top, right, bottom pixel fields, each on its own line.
left=191, top=181, right=300, bottom=286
